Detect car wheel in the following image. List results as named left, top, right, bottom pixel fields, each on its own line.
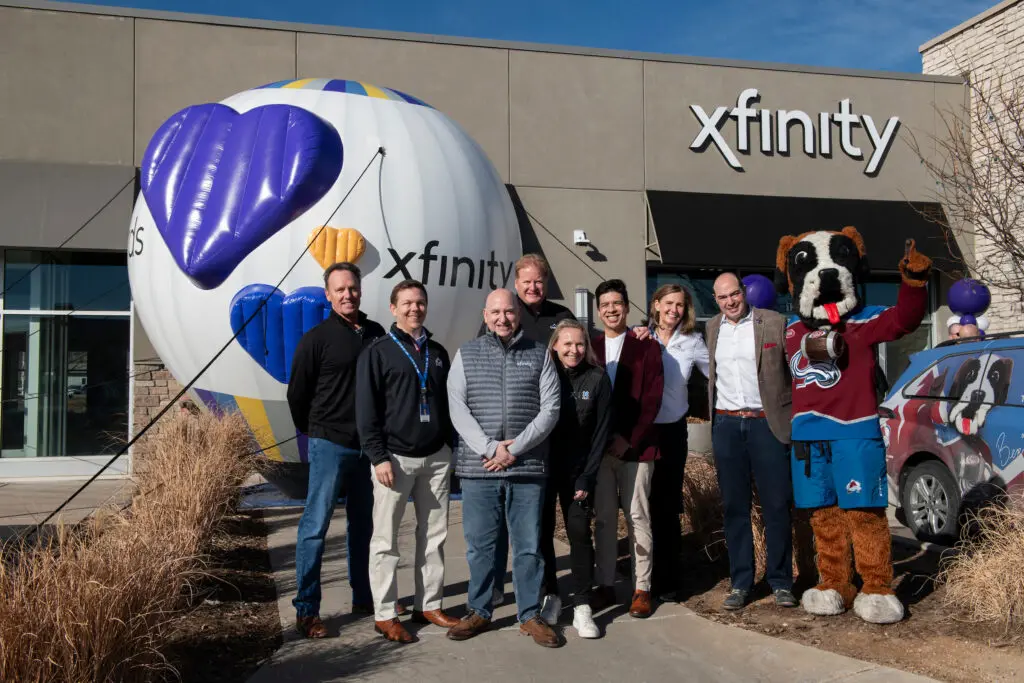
left=900, top=460, right=961, bottom=542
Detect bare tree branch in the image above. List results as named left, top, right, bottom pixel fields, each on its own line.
left=906, top=50, right=1024, bottom=325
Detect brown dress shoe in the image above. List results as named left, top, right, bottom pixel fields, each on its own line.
left=591, top=585, right=618, bottom=611
left=296, top=615, right=327, bottom=639
left=629, top=590, right=652, bottom=618
left=374, top=617, right=416, bottom=643
left=446, top=613, right=491, bottom=641
left=519, top=616, right=562, bottom=648
left=411, top=609, right=460, bottom=628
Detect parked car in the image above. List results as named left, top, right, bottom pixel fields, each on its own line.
left=879, top=332, right=1024, bottom=542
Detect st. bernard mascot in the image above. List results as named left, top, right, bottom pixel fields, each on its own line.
left=775, top=227, right=931, bottom=624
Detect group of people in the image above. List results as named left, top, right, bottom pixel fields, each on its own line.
left=285, top=253, right=802, bottom=648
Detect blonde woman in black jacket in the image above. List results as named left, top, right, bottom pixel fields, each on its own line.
left=538, top=319, right=613, bottom=639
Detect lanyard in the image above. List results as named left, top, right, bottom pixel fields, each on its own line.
left=389, top=331, right=429, bottom=395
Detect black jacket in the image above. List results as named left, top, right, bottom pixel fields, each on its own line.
left=356, top=324, right=453, bottom=466
left=478, top=296, right=576, bottom=344
left=286, top=311, right=386, bottom=449
left=549, top=359, right=613, bottom=493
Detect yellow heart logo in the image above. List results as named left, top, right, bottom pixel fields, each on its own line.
left=308, top=227, right=366, bottom=269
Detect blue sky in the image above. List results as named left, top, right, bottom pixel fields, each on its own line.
left=66, top=0, right=993, bottom=73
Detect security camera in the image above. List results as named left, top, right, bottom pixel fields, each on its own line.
left=573, top=230, right=591, bottom=247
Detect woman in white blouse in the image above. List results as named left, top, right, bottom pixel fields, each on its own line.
left=647, top=284, right=710, bottom=603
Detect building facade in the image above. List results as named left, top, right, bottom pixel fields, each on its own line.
left=0, top=0, right=965, bottom=478
left=921, top=0, right=1024, bottom=333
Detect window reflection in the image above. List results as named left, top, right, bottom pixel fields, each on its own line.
left=4, top=250, right=130, bottom=311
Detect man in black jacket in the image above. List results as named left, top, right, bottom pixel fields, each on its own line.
left=356, top=279, right=457, bottom=644
left=477, top=253, right=576, bottom=341
left=287, top=262, right=386, bottom=639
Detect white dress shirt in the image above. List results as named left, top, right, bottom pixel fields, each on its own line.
left=714, top=311, right=763, bottom=411
left=604, top=332, right=626, bottom=387
left=654, top=328, right=710, bottom=424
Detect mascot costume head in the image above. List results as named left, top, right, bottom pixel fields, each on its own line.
left=774, top=226, right=931, bottom=625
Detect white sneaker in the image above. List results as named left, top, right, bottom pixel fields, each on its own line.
left=573, top=605, right=600, bottom=638
left=492, top=586, right=504, bottom=607
left=539, top=594, right=562, bottom=626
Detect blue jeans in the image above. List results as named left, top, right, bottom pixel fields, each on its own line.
left=461, top=477, right=545, bottom=623
left=712, top=414, right=793, bottom=592
left=293, top=438, right=373, bottom=617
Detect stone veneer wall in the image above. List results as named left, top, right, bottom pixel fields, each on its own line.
left=132, top=361, right=185, bottom=448
left=921, top=0, right=1024, bottom=333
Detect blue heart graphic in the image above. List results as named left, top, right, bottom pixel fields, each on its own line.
left=230, top=284, right=331, bottom=383
left=141, top=103, right=343, bottom=290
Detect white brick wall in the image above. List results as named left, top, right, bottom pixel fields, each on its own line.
left=922, top=0, right=1024, bottom=333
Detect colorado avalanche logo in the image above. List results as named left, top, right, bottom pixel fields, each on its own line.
left=790, top=349, right=842, bottom=389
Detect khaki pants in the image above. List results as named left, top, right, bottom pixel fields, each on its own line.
left=369, top=450, right=451, bottom=620
left=594, top=455, right=655, bottom=591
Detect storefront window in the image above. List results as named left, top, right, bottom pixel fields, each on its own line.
left=647, top=267, right=933, bottom=388
left=0, top=250, right=131, bottom=459
left=4, top=250, right=130, bottom=312
left=646, top=270, right=719, bottom=320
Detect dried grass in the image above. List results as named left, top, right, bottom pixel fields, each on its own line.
left=683, top=455, right=815, bottom=580
left=0, top=410, right=256, bottom=683
left=941, top=493, right=1024, bottom=633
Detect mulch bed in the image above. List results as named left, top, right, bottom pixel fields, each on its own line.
left=162, top=510, right=281, bottom=683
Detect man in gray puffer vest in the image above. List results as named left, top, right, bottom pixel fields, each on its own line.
left=446, top=288, right=562, bottom=648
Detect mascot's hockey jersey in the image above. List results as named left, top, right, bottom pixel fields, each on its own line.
left=785, top=282, right=928, bottom=441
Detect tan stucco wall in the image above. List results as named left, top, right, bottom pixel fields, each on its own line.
left=0, top=3, right=962, bottom=320
left=922, top=0, right=1024, bottom=333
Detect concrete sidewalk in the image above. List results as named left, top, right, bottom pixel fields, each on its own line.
left=249, top=502, right=936, bottom=683
left=0, top=478, right=134, bottom=542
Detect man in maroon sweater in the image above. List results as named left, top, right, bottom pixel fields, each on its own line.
left=590, top=279, right=664, bottom=618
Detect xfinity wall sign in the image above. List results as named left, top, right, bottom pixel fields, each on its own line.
left=689, top=88, right=900, bottom=176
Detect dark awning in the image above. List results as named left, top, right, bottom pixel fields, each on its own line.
left=647, top=190, right=962, bottom=274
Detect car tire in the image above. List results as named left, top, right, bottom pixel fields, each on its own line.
left=900, top=460, right=961, bottom=543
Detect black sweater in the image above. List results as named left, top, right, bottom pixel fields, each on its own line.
left=477, top=297, right=576, bottom=344
left=355, top=324, right=453, bottom=466
left=286, top=311, right=386, bottom=449
left=549, top=360, right=613, bottom=493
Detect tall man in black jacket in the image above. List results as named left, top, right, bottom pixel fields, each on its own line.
left=287, top=262, right=386, bottom=639
left=357, top=280, right=457, bottom=644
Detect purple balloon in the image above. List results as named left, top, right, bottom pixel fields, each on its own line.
left=948, top=278, right=991, bottom=316
left=743, top=274, right=777, bottom=310
left=960, top=314, right=978, bottom=326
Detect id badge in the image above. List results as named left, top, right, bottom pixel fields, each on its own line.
left=419, top=388, right=431, bottom=423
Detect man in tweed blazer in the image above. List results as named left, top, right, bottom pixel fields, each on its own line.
left=706, top=273, right=795, bottom=612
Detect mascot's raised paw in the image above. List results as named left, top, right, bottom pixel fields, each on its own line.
left=853, top=593, right=905, bottom=624
left=801, top=588, right=846, bottom=616
left=899, top=239, right=932, bottom=287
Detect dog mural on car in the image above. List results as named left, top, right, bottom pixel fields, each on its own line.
left=880, top=343, right=1024, bottom=513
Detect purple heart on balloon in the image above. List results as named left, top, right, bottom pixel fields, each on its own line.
left=141, top=103, right=343, bottom=290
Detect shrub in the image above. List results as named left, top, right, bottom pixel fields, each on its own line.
left=0, top=410, right=255, bottom=683
left=941, top=494, right=1024, bottom=633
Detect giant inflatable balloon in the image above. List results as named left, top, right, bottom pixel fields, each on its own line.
left=128, top=78, right=521, bottom=492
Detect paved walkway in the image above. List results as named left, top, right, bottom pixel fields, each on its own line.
left=249, top=502, right=936, bottom=683
left=0, top=477, right=134, bottom=541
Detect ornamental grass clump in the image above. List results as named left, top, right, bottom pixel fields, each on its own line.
left=0, top=410, right=255, bottom=683
left=941, top=493, right=1024, bottom=633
